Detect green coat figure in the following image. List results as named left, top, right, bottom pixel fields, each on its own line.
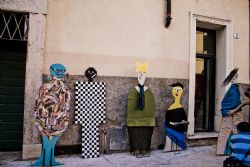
left=126, top=63, right=156, bottom=158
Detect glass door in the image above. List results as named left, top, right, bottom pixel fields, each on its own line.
left=195, top=28, right=216, bottom=131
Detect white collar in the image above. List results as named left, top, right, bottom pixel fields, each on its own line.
left=135, top=86, right=148, bottom=92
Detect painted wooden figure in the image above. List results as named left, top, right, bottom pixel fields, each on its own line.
left=127, top=63, right=156, bottom=158
left=164, top=82, right=188, bottom=153
left=217, top=67, right=243, bottom=155
left=75, top=66, right=106, bottom=158
left=32, top=64, right=70, bottom=166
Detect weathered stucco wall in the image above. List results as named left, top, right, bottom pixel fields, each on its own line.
left=44, top=0, right=249, bottom=83
left=26, top=76, right=247, bottom=154
left=44, top=75, right=189, bottom=152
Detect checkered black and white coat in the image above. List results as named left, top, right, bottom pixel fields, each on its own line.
left=75, top=81, right=106, bottom=159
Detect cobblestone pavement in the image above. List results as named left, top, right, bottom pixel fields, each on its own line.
left=1, top=145, right=227, bottom=167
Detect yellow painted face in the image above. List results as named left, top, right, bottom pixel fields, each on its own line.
left=172, top=86, right=183, bottom=98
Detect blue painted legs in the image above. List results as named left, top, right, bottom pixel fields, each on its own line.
left=32, top=136, right=63, bottom=166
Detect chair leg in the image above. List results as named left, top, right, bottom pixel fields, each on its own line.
left=171, top=138, right=180, bottom=154
left=174, top=144, right=180, bottom=155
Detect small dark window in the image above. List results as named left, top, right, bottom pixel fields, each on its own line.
left=0, top=10, right=29, bottom=41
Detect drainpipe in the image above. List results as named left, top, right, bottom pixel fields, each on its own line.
left=165, top=0, right=172, bottom=28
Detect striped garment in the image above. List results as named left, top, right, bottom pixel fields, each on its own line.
left=230, top=132, right=250, bottom=166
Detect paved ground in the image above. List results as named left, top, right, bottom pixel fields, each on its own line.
left=1, top=145, right=227, bottom=167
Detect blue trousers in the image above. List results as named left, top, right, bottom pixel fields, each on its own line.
left=32, top=136, right=63, bottom=166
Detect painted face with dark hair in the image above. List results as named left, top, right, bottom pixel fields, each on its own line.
left=85, top=67, right=97, bottom=82
left=170, top=82, right=184, bottom=98
left=172, top=86, right=183, bottom=98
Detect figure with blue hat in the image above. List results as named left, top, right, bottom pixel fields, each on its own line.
left=32, top=64, right=70, bottom=166
left=217, top=67, right=243, bottom=155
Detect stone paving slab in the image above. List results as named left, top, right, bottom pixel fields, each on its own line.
left=1, top=145, right=226, bottom=167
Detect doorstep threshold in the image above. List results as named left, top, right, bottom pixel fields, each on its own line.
left=187, top=132, right=218, bottom=139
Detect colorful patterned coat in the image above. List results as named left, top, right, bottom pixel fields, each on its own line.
left=34, top=79, right=70, bottom=138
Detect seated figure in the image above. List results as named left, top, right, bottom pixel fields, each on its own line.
left=230, top=122, right=250, bottom=167
left=164, top=82, right=188, bottom=153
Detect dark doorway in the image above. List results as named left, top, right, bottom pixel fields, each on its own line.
left=194, top=28, right=216, bottom=132
left=0, top=11, right=28, bottom=151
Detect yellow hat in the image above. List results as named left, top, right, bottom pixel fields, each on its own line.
left=136, top=62, right=148, bottom=73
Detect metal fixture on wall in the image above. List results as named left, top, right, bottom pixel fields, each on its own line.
left=101, top=127, right=108, bottom=154
left=165, top=0, right=172, bottom=28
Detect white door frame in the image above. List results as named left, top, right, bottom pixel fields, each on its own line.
left=188, top=12, right=234, bottom=136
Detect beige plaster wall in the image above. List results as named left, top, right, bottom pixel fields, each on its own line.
left=45, top=0, right=249, bottom=83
